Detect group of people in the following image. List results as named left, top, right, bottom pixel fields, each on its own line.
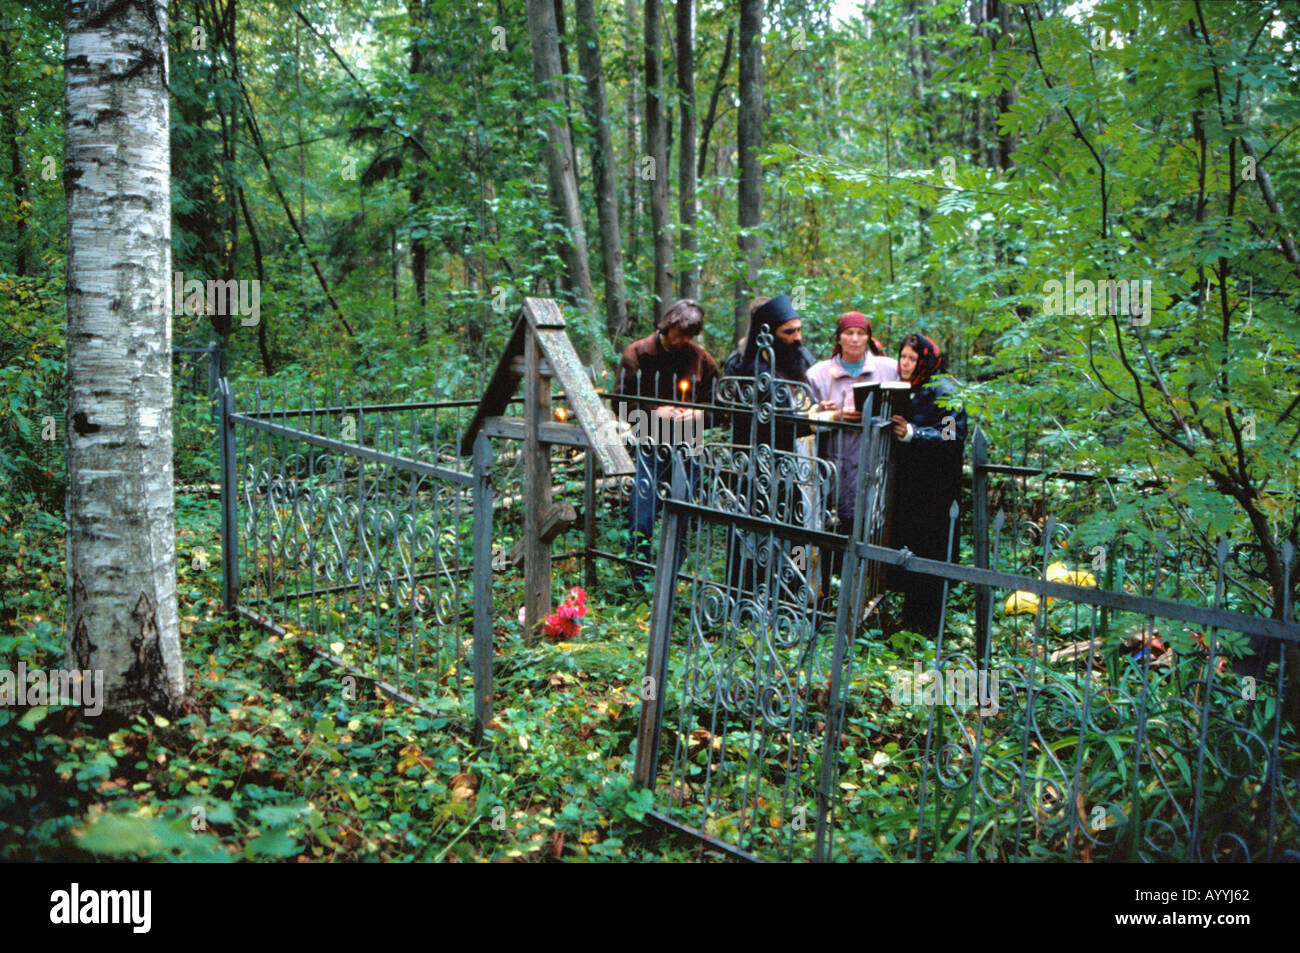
left=612, top=293, right=967, bottom=636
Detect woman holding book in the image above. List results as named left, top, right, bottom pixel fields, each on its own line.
left=806, top=312, right=898, bottom=536
left=888, top=333, right=968, bottom=636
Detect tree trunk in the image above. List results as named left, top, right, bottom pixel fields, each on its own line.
left=645, top=0, right=673, bottom=322
left=697, top=25, right=733, bottom=180
left=409, top=0, right=429, bottom=330
left=676, top=0, right=699, bottom=302
left=553, top=0, right=581, bottom=212
left=64, top=0, right=185, bottom=717
left=554, top=0, right=571, bottom=81
left=574, top=0, right=630, bottom=341
left=735, top=0, right=763, bottom=335
left=238, top=186, right=274, bottom=376
left=993, top=0, right=1017, bottom=172
left=0, top=32, right=30, bottom=277
left=623, top=0, right=642, bottom=327
left=526, top=0, right=602, bottom=367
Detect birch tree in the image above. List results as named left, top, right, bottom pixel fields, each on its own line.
left=64, top=0, right=185, bottom=715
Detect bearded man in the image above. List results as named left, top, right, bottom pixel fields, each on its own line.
left=729, top=293, right=816, bottom=452
left=724, top=293, right=820, bottom=600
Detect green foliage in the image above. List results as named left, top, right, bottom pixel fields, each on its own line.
left=0, top=486, right=698, bottom=862
left=4, top=0, right=1297, bottom=863
left=776, top=0, right=1300, bottom=614
left=0, top=275, right=65, bottom=511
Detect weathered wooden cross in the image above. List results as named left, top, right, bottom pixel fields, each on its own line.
left=462, top=298, right=633, bottom=633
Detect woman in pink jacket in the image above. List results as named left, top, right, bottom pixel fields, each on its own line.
left=806, top=311, right=898, bottom=540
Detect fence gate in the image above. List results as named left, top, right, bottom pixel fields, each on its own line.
left=631, top=332, right=900, bottom=862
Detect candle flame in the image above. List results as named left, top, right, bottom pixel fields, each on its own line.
left=556, top=407, right=568, bottom=422
left=679, top=379, right=689, bottom=394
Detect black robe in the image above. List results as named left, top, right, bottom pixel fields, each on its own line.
left=889, top=377, right=967, bottom=634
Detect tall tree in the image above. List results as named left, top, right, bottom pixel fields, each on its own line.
left=64, top=0, right=185, bottom=715
left=0, top=29, right=30, bottom=277
left=676, top=0, right=698, bottom=301
left=736, top=0, right=763, bottom=335
left=992, top=0, right=1017, bottom=172
left=574, top=0, right=630, bottom=340
left=645, top=0, right=673, bottom=321
left=409, top=0, right=430, bottom=325
left=175, top=0, right=240, bottom=345
left=526, top=0, right=601, bottom=364
left=552, top=0, right=581, bottom=223
left=697, top=23, right=733, bottom=180
left=622, top=0, right=643, bottom=323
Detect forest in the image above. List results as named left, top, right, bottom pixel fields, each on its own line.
left=1, top=0, right=1298, bottom=865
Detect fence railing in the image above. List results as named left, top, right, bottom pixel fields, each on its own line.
left=212, top=366, right=1299, bottom=861
left=172, top=342, right=220, bottom=411
left=172, top=343, right=221, bottom=487
left=857, top=531, right=1297, bottom=861
left=217, top=379, right=495, bottom=741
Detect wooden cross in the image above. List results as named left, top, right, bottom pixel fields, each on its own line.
left=462, top=298, right=634, bottom=633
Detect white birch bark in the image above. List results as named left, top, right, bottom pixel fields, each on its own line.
left=64, top=0, right=185, bottom=715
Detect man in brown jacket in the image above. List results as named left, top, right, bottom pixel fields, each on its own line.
left=614, top=299, right=719, bottom=584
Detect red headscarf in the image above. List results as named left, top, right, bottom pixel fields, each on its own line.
left=833, top=311, right=884, bottom=357
left=900, top=333, right=942, bottom=388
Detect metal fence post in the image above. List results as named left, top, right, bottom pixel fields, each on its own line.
left=584, top=449, right=597, bottom=589
left=972, top=426, right=991, bottom=663
left=219, top=378, right=239, bottom=615
left=472, top=432, right=495, bottom=748
left=633, top=457, right=685, bottom=789
left=206, top=341, right=219, bottom=422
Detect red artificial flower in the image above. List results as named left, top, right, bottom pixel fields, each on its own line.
left=541, top=587, right=591, bottom=641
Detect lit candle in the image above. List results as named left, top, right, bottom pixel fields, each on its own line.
left=556, top=406, right=568, bottom=422
left=679, top=378, right=690, bottom=404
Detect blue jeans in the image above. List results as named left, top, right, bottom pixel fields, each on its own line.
left=627, top=445, right=696, bottom=583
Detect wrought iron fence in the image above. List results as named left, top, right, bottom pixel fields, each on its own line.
left=856, top=531, right=1297, bottom=862
left=629, top=331, right=912, bottom=861
left=172, top=343, right=221, bottom=486
left=217, top=379, right=495, bottom=740
left=211, top=350, right=1299, bottom=861
left=629, top=333, right=1299, bottom=862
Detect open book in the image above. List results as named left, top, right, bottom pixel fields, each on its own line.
left=881, top=380, right=914, bottom=424
left=857, top=379, right=913, bottom=422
